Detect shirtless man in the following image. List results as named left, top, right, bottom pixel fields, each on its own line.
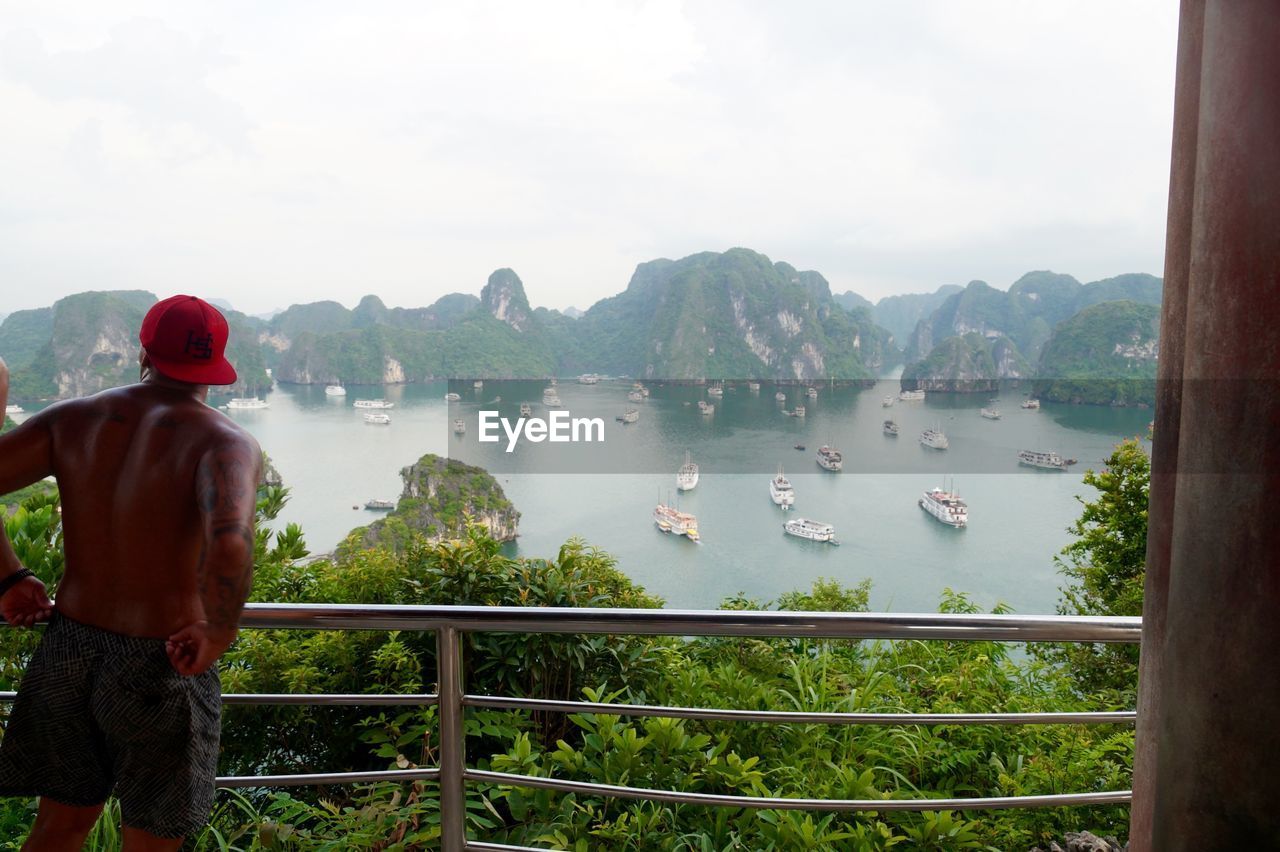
left=0, top=295, right=260, bottom=850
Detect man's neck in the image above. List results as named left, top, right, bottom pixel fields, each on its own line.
left=141, top=375, right=210, bottom=403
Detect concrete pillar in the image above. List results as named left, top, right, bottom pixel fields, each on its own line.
left=1138, top=1, right=1280, bottom=847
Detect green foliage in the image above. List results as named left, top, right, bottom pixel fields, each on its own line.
left=1033, top=301, right=1160, bottom=406
left=1035, top=439, right=1149, bottom=704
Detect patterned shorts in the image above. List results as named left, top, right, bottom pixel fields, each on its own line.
left=0, top=612, right=221, bottom=839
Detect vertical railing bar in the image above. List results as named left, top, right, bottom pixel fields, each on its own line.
left=438, top=625, right=467, bottom=852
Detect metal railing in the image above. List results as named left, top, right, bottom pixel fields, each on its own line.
left=3, top=603, right=1142, bottom=851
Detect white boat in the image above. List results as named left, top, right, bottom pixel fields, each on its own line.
left=453, top=418, right=466, bottom=434
left=1021, top=398, right=1041, bottom=410
left=5, top=404, right=24, bottom=415
left=542, top=388, right=562, bottom=407
left=445, top=392, right=461, bottom=402
left=354, top=399, right=394, bottom=409
left=883, top=419, right=899, bottom=436
left=677, top=451, right=699, bottom=491
left=980, top=407, right=1001, bottom=420
left=364, top=498, right=395, bottom=510
left=520, top=402, right=533, bottom=417
left=1018, top=449, right=1068, bottom=470
left=627, top=389, right=644, bottom=402
left=899, top=389, right=926, bottom=401
left=816, top=445, right=843, bottom=471
left=578, top=373, right=600, bottom=384
left=775, top=392, right=787, bottom=402
left=882, top=396, right=895, bottom=407
left=919, top=486, right=968, bottom=528
left=474, top=380, right=484, bottom=389
left=618, top=408, right=639, bottom=423
left=707, top=385, right=724, bottom=398
left=783, top=517, right=838, bottom=544
left=769, top=466, right=795, bottom=509
left=806, top=387, right=818, bottom=399
left=631, top=382, right=650, bottom=398
left=697, top=400, right=715, bottom=415
left=920, top=427, right=949, bottom=450
left=225, top=397, right=269, bottom=410
left=793, top=405, right=805, bottom=418
left=363, top=412, right=391, bottom=425
left=325, top=384, right=347, bottom=396
left=748, top=382, right=761, bottom=392
left=654, top=502, right=699, bottom=541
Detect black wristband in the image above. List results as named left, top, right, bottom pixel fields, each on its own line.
left=0, top=568, right=35, bottom=598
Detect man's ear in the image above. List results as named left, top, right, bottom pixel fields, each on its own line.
left=139, top=349, right=153, bottom=381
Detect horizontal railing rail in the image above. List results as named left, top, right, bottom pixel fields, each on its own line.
left=1, top=604, right=1142, bottom=850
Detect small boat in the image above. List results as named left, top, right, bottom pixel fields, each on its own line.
left=5, top=404, right=25, bottom=415
left=775, top=392, right=787, bottom=402
left=794, top=444, right=806, bottom=451
left=617, top=408, right=639, bottom=423
left=883, top=420, right=899, bottom=436
left=920, top=427, right=949, bottom=450
left=748, top=381, right=761, bottom=392
left=783, top=517, right=838, bottom=544
left=363, top=412, right=391, bottom=425
left=793, top=405, right=805, bottom=418
left=882, top=396, right=895, bottom=407
left=542, top=388, right=562, bottom=407
left=654, top=502, right=699, bottom=541
left=520, top=402, right=533, bottom=417
left=453, top=418, right=466, bottom=434
left=1021, top=398, right=1041, bottom=410
left=677, top=451, right=699, bottom=491
left=627, top=389, right=644, bottom=402
left=697, top=400, right=715, bottom=415
left=490, top=396, right=501, bottom=403
left=364, top=498, right=395, bottom=510
left=474, top=380, right=484, bottom=389
left=806, top=387, right=818, bottom=399
left=707, top=385, right=724, bottom=398
left=769, top=465, right=795, bottom=509
left=899, top=389, right=926, bottom=401
left=225, top=397, right=269, bottom=410
left=919, top=486, right=968, bottom=528
left=578, top=373, right=600, bottom=384
left=980, top=407, right=1001, bottom=420
left=816, top=445, right=843, bottom=471
left=445, top=392, right=462, bottom=402
left=354, top=399, right=394, bottom=409
left=1018, top=449, right=1068, bottom=470
left=325, top=384, right=347, bottom=396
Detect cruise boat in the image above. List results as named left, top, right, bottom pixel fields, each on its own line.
left=1018, top=449, right=1068, bottom=470
left=542, top=387, right=562, bottom=407
left=748, top=381, right=761, bottom=392
left=325, top=384, right=347, bottom=396
left=654, top=502, right=699, bottom=541
left=920, top=427, right=949, bottom=450
left=980, top=407, right=1001, bottom=420
left=453, top=419, right=466, bottom=434
left=225, top=397, right=269, bottom=410
left=676, top=451, right=699, bottom=491
left=707, top=385, right=724, bottom=398
left=353, top=399, right=394, bottom=409
left=919, top=486, right=968, bottom=528
left=5, top=404, right=24, bottom=415
left=816, top=445, right=843, bottom=471
left=883, top=419, right=899, bottom=436
left=775, top=391, right=787, bottom=402
left=520, top=402, right=533, bottom=417
left=1021, top=398, right=1041, bottom=409
left=697, top=400, right=715, bottom=415
left=806, top=387, right=818, bottom=399
left=899, top=389, right=926, bottom=401
left=445, top=392, right=462, bottom=402
left=617, top=408, right=639, bottom=423
left=364, top=498, right=395, bottom=510
left=882, top=396, right=895, bottom=407
left=769, top=466, right=795, bottom=509
left=783, top=517, right=838, bottom=544
left=474, top=380, right=484, bottom=389
left=363, top=412, right=391, bottom=425
left=627, top=389, right=644, bottom=402
left=578, top=373, right=600, bottom=384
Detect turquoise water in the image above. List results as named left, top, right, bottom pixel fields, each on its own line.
left=220, top=379, right=1152, bottom=615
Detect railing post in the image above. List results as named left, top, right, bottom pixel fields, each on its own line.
left=438, top=625, right=466, bottom=851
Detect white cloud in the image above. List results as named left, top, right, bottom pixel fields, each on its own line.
left=0, top=1, right=1176, bottom=314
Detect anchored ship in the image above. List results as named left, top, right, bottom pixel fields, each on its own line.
left=783, top=517, right=838, bottom=544
left=677, top=451, right=699, bottom=491
left=353, top=399, right=394, bottom=409
left=1017, top=449, right=1069, bottom=470
left=617, top=408, right=640, bottom=423
left=883, top=419, right=899, bottom=436
left=980, top=407, right=1001, bottom=420
left=1021, top=398, right=1041, bottom=409
left=920, top=427, right=949, bottom=450
left=769, top=465, right=795, bottom=509
left=225, top=397, right=269, bottom=410
left=325, top=384, right=347, bottom=396
left=816, top=445, right=843, bottom=471
left=919, top=485, right=968, bottom=528
left=363, top=412, right=391, bottom=425
left=654, top=502, right=699, bottom=541
left=899, top=389, right=926, bottom=401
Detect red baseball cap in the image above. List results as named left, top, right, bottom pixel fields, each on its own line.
left=139, top=295, right=238, bottom=386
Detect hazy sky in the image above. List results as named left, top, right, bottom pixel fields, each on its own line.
left=0, top=1, right=1178, bottom=316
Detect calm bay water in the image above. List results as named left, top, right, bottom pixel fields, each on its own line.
left=219, top=378, right=1152, bottom=615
